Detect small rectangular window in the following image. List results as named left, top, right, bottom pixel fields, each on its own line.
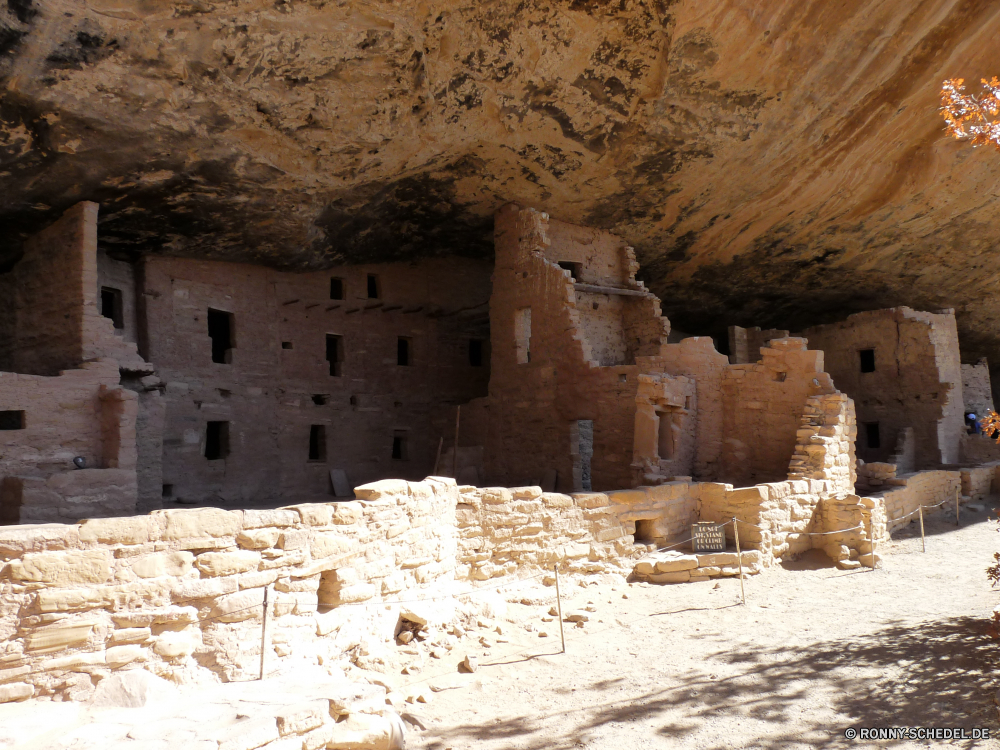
left=281, top=341, right=293, bottom=350
left=330, top=278, right=344, bottom=300
left=557, top=261, right=581, bottom=281
left=515, top=308, right=531, bottom=364
left=309, top=425, right=326, bottom=462
left=865, top=422, right=880, bottom=449
left=859, top=348, right=875, bottom=373
left=100, top=287, right=124, bottom=329
left=326, top=334, right=343, bottom=377
left=205, top=421, right=230, bottom=460
left=0, top=410, right=25, bottom=430
left=162, top=484, right=173, bottom=498
left=397, top=337, right=411, bottom=366
left=391, top=430, right=408, bottom=460
left=367, top=274, right=380, bottom=299
left=207, top=309, right=235, bottom=364
left=469, top=339, right=484, bottom=367
left=312, top=394, right=328, bottom=405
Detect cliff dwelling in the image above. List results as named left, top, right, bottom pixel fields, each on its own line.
left=3, top=1, right=1000, bottom=748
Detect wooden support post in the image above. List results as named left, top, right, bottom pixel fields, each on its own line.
left=956, top=486, right=960, bottom=526
left=452, top=405, right=461, bottom=481
left=554, top=565, right=566, bottom=654
left=432, top=436, right=444, bottom=476
left=918, top=505, right=926, bottom=553
left=732, top=517, right=746, bottom=606
left=259, top=585, right=269, bottom=680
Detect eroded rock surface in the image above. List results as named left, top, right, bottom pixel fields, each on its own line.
left=2, top=0, right=1000, bottom=360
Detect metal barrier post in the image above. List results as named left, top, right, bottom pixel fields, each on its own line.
left=918, top=505, right=926, bottom=553
left=259, top=586, right=269, bottom=680
left=732, top=518, right=746, bottom=606
left=554, top=565, right=566, bottom=654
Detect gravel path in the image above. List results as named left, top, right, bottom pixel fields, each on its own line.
left=408, top=500, right=1000, bottom=750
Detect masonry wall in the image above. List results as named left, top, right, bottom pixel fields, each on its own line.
left=0, top=203, right=94, bottom=375
left=141, top=256, right=491, bottom=505
left=0, top=476, right=637, bottom=703
left=961, top=358, right=994, bottom=417
left=802, top=308, right=964, bottom=467
left=473, top=205, right=671, bottom=492
left=717, top=338, right=836, bottom=486
left=0, top=204, right=147, bottom=525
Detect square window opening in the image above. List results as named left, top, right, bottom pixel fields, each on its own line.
left=326, top=334, right=343, bottom=377
left=392, top=430, right=408, bottom=460
left=309, top=425, right=327, bottom=462
left=865, top=422, right=881, bottom=450
left=312, top=394, right=328, bottom=406
left=205, top=421, right=230, bottom=460
left=330, top=277, right=344, bottom=300
left=397, top=337, right=412, bottom=366
left=774, top=371, right=787, bottom=382
left=100, top=287, right=124, bottom=329
left=281, top=341, right=293, bottom=350
left=367, top=274, right=380, bottom=299
left=557, top=261, right=582, bottom=281
left=0, top=410, right=25, bottom=430
left=859, top=348, right=876, bottom=373
left=207, top=309, right=235, bottom=364
left=162, top=484, right=173, bottom=498
left=469, top=339, right=484, bottom=367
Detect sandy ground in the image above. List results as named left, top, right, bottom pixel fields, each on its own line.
left=399, top=501, right=1000, bottom=750
left=3, top=500, right=1000, bottom=750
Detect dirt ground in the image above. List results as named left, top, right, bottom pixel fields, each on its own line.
left=399, top=501, right=1000, bottom=750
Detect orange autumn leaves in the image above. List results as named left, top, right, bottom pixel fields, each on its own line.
left=941, top=77, right=1000, bottom=148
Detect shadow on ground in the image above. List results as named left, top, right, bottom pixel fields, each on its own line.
left=420, top=617, right=999, bottom=750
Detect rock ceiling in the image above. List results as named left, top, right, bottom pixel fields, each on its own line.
left=3, top=0, right=1000, bottom=362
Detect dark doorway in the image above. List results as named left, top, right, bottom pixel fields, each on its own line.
left=205, top=421, right=230, bottom=460
left=207, top=309, right=234, bottom=364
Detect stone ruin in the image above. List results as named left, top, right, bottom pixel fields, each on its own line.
left=2, top=201, right=1000, bottom=738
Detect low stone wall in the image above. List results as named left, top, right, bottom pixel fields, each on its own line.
left=878, top=470, right=962, bottom=533
left=454, top=485, right=637, bottom=581
left=0, top=475, right=647, bottom=704
left=604, top=482, right=699, bottom=545
left=961, top=464, right=997, bottom=501
left=0, top=477, right=463, bottom=702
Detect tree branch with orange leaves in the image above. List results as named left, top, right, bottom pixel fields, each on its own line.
left=941, top=77, right=1000, bottom=149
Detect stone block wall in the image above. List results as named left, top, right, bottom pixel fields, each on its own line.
left=801, top=307, right=965, bottom=467
left=0, top=359, right=140, bottom=523
left=960, top=464, right=996, bottom=502
left=454, top=485, right=637, bottom=581
left=878, top=470, right=961, bottom=533
left=604, top=482, right=699, bottom=545
left=0, top=475, right=648, bottom=702
left=960, top=433, right=1000, bottom=464
left=719, top=339, right=839, bottom=486
left=141, top=256, right=491, bottom=504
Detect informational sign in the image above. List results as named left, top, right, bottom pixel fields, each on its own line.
left=692, top=522, right=726, bottom=552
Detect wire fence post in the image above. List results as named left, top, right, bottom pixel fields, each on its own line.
left=955, top=486, right=960, bottom=526
left=918, top=505, right=926, bottom=553
left=554, top=565, right=566, bottom=654
left=259, top=585, right=269, bottom=681
left=867, top=513, right=875, bottom=571
left=732, top=518, right=746, bottom=606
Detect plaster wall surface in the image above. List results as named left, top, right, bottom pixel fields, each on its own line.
left=801, top=308, right=964, bottom=467
left=141, top=256, right=491, bottom=505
